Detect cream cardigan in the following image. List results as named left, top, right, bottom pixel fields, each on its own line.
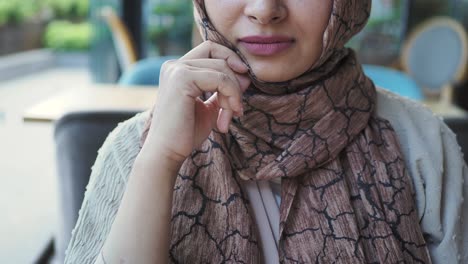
left=65, top=89, right=468, bottom=263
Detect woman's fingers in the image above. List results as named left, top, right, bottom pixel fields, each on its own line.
left=177, top=41, right=251, bottom=120
left=181, top=41, right=248, bottom=74
left=145, top=41, right=251, bottom=161
left=204, top=93, right=243, bottom=132
left=183, top=59, right=251, bottom=92
left=179, top=69, right=243, bottom=113
left=155, top=40, right=250, bottom=142
left=236, top=74, right=251, bottom=92
left=217, top=108, right=233, bottom=133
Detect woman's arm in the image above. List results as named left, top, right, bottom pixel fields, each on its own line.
left=64, top=112, right=183, bottom=264
left=89, top=41, right=249, bottom=263
left=63, top=114, right=151, bottom=264
left=375, top=90, right=468, bottom=263
left=95, top=143, right=181, bottom=264
left=65, top=41, right=249, bottom=263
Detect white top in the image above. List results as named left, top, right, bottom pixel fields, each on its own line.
left=64, top=89, right=468, bottom=264
left=270, top=181, right=281, bottom=207
left=243, top=180, right=280, bottom=263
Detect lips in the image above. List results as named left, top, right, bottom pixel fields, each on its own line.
left=238, top=35, right=294, bottom=56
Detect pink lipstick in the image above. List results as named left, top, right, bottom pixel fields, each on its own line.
left=239, top=35, right=294, bottom=56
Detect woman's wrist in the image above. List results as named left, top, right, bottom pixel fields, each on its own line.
left=101, top=139, right=179, bottom=264
left=137, top=138, right=185, bottom=176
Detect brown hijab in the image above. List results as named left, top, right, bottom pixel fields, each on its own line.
left=141, top=0, right=432, bottom=262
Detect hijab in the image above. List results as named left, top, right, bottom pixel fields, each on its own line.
left=141, top=0, right=432, bottom=262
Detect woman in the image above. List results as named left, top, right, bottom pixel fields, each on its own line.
left=65, top=0, right=467, bottom=263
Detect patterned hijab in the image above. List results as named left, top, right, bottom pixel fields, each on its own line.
left=141, top=0, right=432, bottom=262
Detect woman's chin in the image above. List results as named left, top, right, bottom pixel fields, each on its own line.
left=249, top=67, right=297, bottom=83
left=244, top=51, right=320, bottom=83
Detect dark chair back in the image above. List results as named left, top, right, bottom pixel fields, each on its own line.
left=444, top=117, right=468, bottom=164
left=53, top=110, right=138, bottom=263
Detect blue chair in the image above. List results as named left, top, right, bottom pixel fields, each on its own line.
left=363, top=64, right=424, bottom=100
left=401, top=17, right=467, bottom=100
left=118, top=56, right=179, bottom=86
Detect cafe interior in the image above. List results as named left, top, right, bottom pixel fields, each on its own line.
left=0, top=0, right=467, bottom=263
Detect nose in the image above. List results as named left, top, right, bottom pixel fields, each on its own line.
left=244, top=0, right=287, bottom=25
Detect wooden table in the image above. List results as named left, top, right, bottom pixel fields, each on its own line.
left=22, top=83, right=467, bottom=123
left=23, top=84, right=157, bottom=122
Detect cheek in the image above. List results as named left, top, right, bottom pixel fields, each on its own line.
left=297, top=4, right=331, bottom=50
left=204, top=0, right=242, bottom=38
left=296, top=1, right=331, bottom=33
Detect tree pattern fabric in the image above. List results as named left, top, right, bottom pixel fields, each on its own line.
left=140, top=0, right=432, bottom=262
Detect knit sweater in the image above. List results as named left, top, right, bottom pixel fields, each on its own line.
left=65, top=89, right=468, bottom=263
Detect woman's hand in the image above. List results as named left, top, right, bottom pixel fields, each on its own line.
left=142, top=41, right=251, bottom=167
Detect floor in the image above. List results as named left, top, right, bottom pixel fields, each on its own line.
left=0, top=68, right=91, bottom=263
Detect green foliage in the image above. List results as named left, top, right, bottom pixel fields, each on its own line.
left=0, top=0, right=89, bottom=26
left=153, top=0, right=189, bottom=16
left=43, top=20, right=91, bottom=51
left=41, top=0, right=91, bottom=52
left=150, top=0, right=193, bottom=40
left=366, top=0, right=403, bottom=29
left=0, top=0, right=40, bottom=26
left=44, top=0, right=89, bottom=20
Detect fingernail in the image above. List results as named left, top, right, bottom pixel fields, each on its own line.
left=239, top=75, right=251, bottom=91
left=228, top=97, right=239, bottom=112
left=230, top=59, right=248, bottom=72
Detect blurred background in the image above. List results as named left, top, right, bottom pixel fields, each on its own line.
left=0, top=0, right=466, bottom=263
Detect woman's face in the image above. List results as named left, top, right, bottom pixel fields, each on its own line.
left=204, top=0, right=332, bottom=82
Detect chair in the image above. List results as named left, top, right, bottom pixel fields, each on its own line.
left=118, top=56, right=179, bottom=86
left=363, top=64, right=424, bottom=100
left=52, top=110, right=139, bottom=264
left=401, top=17, right=467, bottom=101
left=444, top=117, right=468, bottom=164
left=118, top=15, right=204, bottom=87
left=99, top=6, right=138, bottom=72
left=99, top=6, right=179, bottom=87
